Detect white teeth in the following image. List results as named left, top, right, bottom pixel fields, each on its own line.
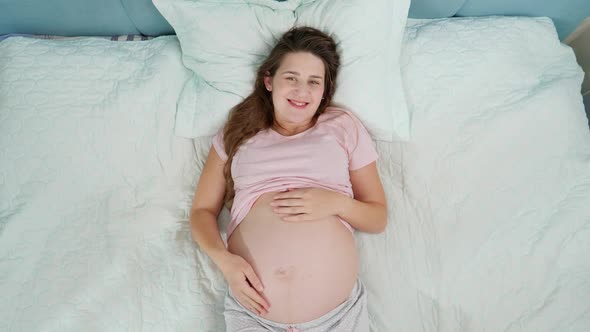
left=290, top=100, right=306, bottom=107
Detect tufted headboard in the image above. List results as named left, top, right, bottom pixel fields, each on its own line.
left=0, top=0, right=588, bottom=40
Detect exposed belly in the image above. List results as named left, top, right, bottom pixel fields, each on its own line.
left=227, top=191, right=359, bottom=324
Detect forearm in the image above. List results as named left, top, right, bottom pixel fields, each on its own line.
left=337, top=195, right=387, bottom=233
left=190, top=209, right=232, bottom=269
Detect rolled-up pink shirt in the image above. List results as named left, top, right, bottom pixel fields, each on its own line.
left=212, top=107, right=379, bottom=239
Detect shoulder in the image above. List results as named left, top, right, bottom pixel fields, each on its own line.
left=317, top=106, right=358, bottom=125
left=211, top=127, right=228, bottom=161
left=317, top=106, right=365, bottom=132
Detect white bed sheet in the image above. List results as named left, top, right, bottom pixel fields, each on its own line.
left=0, top=36, right=206, bottom=331
left=377, top=17, right=590, bottom=331
left=1, top=17, right=590, bottom=332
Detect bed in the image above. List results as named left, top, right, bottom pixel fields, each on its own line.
left=1, top=1, right=589, bottom=331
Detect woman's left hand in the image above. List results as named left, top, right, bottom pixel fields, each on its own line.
left=270, top=188, right=347, bottom=222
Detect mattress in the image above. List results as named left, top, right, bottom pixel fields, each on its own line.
left=1, top=17, right=589, bottom=331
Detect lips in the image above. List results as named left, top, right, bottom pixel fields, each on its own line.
left=287, top=99, right=309, bottom=109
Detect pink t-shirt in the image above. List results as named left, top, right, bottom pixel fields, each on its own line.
left=212, top=107, right=379, bottom=238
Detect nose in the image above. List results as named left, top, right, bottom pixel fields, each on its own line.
left=293, top=81, right=311, bottom=98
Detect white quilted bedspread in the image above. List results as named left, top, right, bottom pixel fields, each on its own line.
left=1, top=17, right=590, bottom=332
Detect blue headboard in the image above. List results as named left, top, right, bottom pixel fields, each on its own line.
left=409, top=0, right=590, bottom=41
left=0, top=0, right=588, bottom=40
left=0, top=0, right=173, bottom=36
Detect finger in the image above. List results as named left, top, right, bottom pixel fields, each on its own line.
left=274, top=206, right=305, bottom=215
left=243, top=285, right=270, bottom=310
left=243, top=295, right=267, bottom=315
left=236, top=296, right=252, bottom=311
left=243, top=265, right=264, bottom=292
left=239, top=296, right=262, bottom=315
left=270, top=198, right=303, bottom=207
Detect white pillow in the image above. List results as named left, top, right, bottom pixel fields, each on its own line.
left=153, top=0, right=411, bottom=142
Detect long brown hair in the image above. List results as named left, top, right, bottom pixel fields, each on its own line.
left=221, top=26, right=341, bottom=209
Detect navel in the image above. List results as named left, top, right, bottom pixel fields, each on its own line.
left=274, top=265, right=297, bottom=280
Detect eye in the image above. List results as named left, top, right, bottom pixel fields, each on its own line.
left=310, top=81, right=321, bottom=85
left=286, top=77, right=296, bottom=81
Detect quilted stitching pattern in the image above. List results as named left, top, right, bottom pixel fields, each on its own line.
left=0, top=36, right=223, bottom=331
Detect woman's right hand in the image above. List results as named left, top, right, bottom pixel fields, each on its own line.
left=219, top=253, right=270, bottom=316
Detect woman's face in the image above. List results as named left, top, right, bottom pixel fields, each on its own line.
left=264, top=52, right=326, bottom=133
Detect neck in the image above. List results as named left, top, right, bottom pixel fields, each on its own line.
left=272, top=120, right=314, bottom=136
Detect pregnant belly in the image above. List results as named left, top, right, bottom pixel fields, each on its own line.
left=227, top=191, right=359, bottom=324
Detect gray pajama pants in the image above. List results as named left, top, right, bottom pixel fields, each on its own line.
left=223, top=278, right=369, bottom=332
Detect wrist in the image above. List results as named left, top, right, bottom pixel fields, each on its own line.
left=210, top=248, right=232, bottom=270
left=335, top=193, right=353, bottom=217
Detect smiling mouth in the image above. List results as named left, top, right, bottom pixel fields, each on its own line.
left=288, top=99, right=309, bottom=109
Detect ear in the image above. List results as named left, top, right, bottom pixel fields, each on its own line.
left=264, top=73, right=272, bottom=91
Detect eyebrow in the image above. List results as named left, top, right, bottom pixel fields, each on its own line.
left=281, top=71, right=324, bottom=80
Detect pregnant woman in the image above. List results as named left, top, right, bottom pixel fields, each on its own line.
left=190, top=27, right=387, bottom=332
